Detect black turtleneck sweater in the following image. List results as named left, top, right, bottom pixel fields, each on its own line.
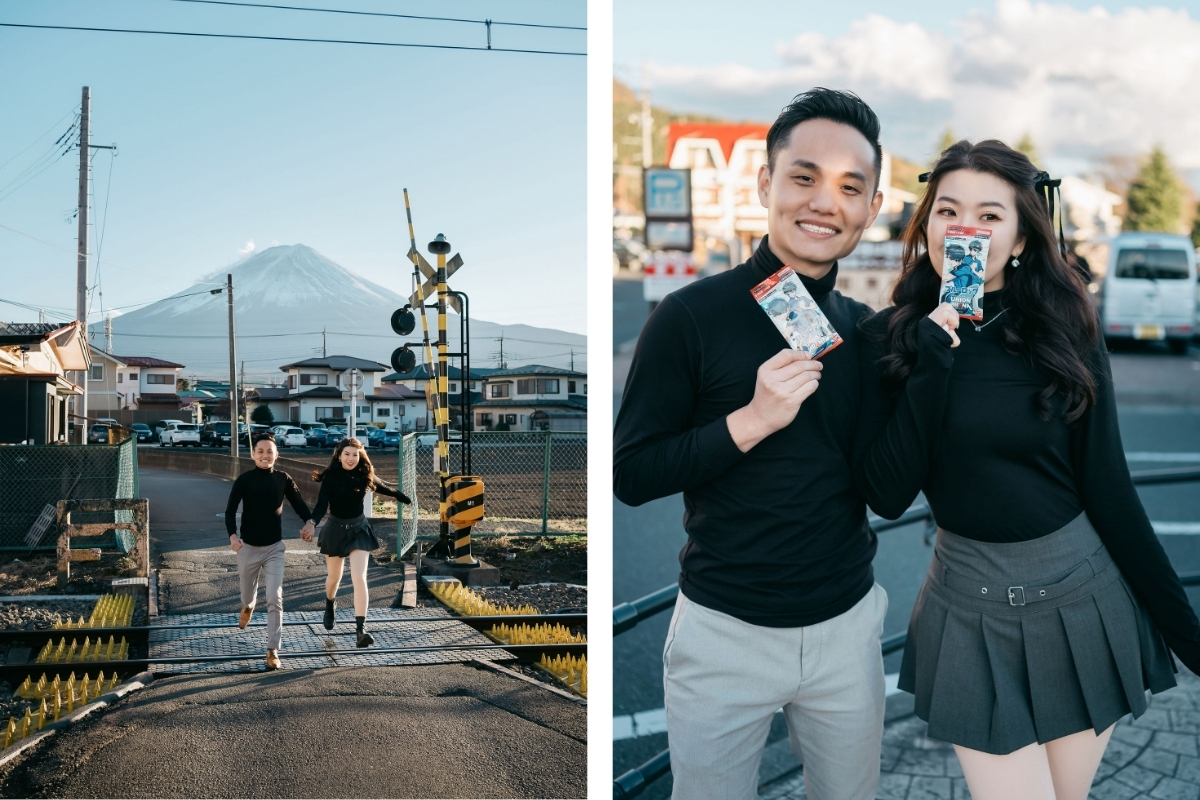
left=311, top=468, right=409, bottom=525
left=613, top=238, right=875, bottom=627
left=224, top=466, right=312, bottom=546
left=856, top=289, right=1200, bottom=671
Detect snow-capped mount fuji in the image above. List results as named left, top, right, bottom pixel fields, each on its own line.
left=97, top=244, right=586, bottom=380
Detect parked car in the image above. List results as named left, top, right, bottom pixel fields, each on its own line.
left=273, top=426, right=307, bottom=448
left=243, top=424, right=270, bottom=446
left=201, top=421, right=238, bottom=447
left=152, top=419, right=186, bottom=443
left=160, top=421, right=201, bottom=447
left=129, top=423, right=153, bottom=443
left=365, top=426, right=386, bottom=445
left=416, top=430, right=462, bottom=447
left=354, top=426, right=372, bottom=447
left=381, top=430, right=401, bottom=448
left=1100, top=233, right=1197, bottom=355
left=87, top=423, right=113, bottom=444
left=320, top=426, right=348, bottom=447
left=300, top=422, right=328, bottom=447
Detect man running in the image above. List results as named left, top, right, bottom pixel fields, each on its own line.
left=225, top=434, right=313, bottom=670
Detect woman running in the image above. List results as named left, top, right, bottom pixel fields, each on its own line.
left=302, top=437, right=411, bottom=647
left=855, top=139, right=1200, bottom=798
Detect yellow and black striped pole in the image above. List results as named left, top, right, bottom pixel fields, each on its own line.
left=428, top=234, right=461, bottom=561
left=403, top=190, right=439, bottom=418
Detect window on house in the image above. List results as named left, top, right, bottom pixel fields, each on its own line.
left=288, top=375, right=296, bottom=390
left=517, top=379, right=535, bottom=395
left=449, top=382, right=458, bottom=393
left=117, top=373, right=123, bottom=384
left=568, top=381, right=576, bottom=393
left=300, top=374, right=328, bottom=386
left=289, top=407, right=300, bottom=422
left=537, top=379, right=559, bottom=394
left=89, top=364, right=104, bottom=381
left=375, top=406, right=391, bottom=417
left=315, top=407, right=344, bottom=420
left=479, top=413, right=493, bottom=426
left=128, top=372, right=138, bottom=381
left=146, top=374, right=174, bottom=385
left=358, top=405, right=370, bottom=416
left=504, top=414, right=517, bottom=424
left=490, top=384, right=510, bottom=399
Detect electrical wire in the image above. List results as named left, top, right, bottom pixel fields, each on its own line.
left=161, top=0, right=586, bottom=31
left=0, top=119, right=78, bottom=204
left=0, top=22, right=586, bottom=56
left=0, top=107, right=78, bottom=174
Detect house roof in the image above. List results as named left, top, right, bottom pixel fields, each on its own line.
left=113, top=356, right=185, bottom=369
left=87, top=346, right=129, bottom=366
left=0, top=321, right=90, bottom=370
left=367, top=384, right=424, bottom=401
left=381, top=364, right=498, bottom=382
left=482, top=365, right=586, bottom=379
left=475, top=396, right=587, bottom=411
left=248, top=387, right=290, bottom=400
left=0, top=322, right=71, bottom=344
left=287, top=386, right=346, bottom=400
left=279, top=356, right=388, bottom=372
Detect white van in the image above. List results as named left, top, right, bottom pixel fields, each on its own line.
left=1101, top=233, right=1197, bottom=355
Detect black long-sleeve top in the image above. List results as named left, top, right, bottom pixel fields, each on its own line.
left=310, top=467, right=409, bottom=525
left=856, top=289, right=1200, bottom=671
left=613, top=238, right=876, bottom=627
left=224, top=466, right=312, bottom=546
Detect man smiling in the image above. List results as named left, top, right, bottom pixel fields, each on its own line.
left=614, top=89, right=887, bottom=800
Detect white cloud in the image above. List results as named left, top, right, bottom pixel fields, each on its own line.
left=238, top=240, right=256, bottom=256
left=645, top=0, right=1200, bottom=169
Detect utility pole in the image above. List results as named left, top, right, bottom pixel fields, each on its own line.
left=322, top=327, right=327, bottom=358
left=641, top=64, right=653, bottom=168
left=497, top=333, right=506, bottom=369
left=226, top=274, right=238, bottom=458
left=569, top=349, right=574, bottom=372
left=76, top=87, right=90, bottom=443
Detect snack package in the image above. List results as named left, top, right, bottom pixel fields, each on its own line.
left=939, top=226, right=990, bottom=321
left=750, top=265, right=843, bottom=359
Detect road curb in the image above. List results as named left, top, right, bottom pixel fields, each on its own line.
left=470, top=659, right=586, bottom=705
left=0, top=670, right=154, bottom=769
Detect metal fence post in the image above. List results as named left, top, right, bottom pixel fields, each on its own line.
left=397, top=433, right=406, bottom=557
left=541, top=431, right=553, bottom=535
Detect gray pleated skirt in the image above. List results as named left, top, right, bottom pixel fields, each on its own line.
left=898, top=512, right=1177, bottom=755
left=317, top=513, right=381, bottom=558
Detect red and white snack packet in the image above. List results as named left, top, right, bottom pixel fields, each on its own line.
left=751, top=265, right=843, bottom=359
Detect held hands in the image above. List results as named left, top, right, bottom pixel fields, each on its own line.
left=300, top=521, right=316, bottom=542
left=927, top=303, right=961, bottom=348
left=230, top=535, right=244, bottom=553
left=727, top=349, right=823, bottom=453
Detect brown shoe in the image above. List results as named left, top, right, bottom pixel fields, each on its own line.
left=238, top=606, right=253, bottom=629
left=265, top=649, right=281, bottom=670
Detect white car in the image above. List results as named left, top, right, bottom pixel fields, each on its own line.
left=160, top=422, right=201, bottom=447
left=273, top=426, right=307, bottom=448
left=1101, top=233, right=1197, bottom=355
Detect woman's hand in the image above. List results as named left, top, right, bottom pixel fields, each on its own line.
left=397, top=492, right=412, bottom=506
left=927, top=303, right=961, bottom=348
left=300, top=521, right=316, bottom=542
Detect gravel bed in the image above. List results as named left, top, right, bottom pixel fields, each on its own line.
left=476, top=584, right=586, bottom=615
left=0, top=601, right=97, bottom=632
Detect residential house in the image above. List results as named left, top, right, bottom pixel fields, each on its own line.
left=0, top=321, right=89, bottom=444
left=278, top=356, right=389, bottom=425
left=245, top=386, right=289, bottom=426
left=81, top=348, right=186, bottom=425
left=475, top=365, right=587, bottom=432
left=380, top=363, right=493, bottom=430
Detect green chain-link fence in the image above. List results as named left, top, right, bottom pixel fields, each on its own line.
left=0, top=438, right=139, bottom=551
left=397, top=431, right=586, bottom=550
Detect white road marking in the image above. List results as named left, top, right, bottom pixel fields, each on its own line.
left=615, top=675, right=905, bottom=740
left=1125, top=452, right=1200, bottom=462
left=1152, top=522, right=1200, bottom=535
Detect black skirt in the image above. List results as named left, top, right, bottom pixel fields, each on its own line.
left=317, top=513, right=381, bottom=557
left=899, top=512, right=1177, bottom=755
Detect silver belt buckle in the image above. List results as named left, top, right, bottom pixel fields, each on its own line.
left=1008, top=586, right=1026, bottom=606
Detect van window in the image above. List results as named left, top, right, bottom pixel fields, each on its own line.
left=1115, top=248, right=1189, bottom=280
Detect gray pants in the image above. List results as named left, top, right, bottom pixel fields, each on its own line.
left=664, top=583, right=888, bottom=800
left=237, top=540, right=285, bottom=650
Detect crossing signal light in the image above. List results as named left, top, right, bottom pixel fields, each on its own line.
left=391, top=344, right=416, bottom=375
left=391, top=306, right=416, bottom=336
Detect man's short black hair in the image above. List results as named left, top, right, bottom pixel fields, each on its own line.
left=252, top=434, right=275, bottom=447
left=766, top=88, right=883, bottom=188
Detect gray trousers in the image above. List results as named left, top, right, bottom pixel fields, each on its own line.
left=664, top=583, right=888, bottom=800
left=237, top=540, right=285, bottom=650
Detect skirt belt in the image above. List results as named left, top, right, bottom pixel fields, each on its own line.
left=930, top=544, right=1115, bottom=607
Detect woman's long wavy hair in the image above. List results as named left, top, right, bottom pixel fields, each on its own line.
left=311, top=437, right=377, bottom=487
left=877, top=139, right=1098, bottom=422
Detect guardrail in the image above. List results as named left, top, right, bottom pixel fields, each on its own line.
left=613, top=466, right=1200, bottom=799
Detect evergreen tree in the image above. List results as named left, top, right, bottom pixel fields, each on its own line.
left=1015, top=133, right=1040, bottom=169
left=1123, top=146, right=1186, bottom=233
left=934, top=128, right=957, bottom=162
left=251, top=404, right=274, bottom=425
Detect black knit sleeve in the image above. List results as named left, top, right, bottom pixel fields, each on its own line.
left=1072, top=345, right=1200, bottom=673
left=311, top=475, right=332, bottom=526
left=853, top=314, right=956, bottom=519
left=613, top=293, right=747, bottom=507
left=283, top=473, right=312, bottom=523
left=224, top=473, right=244, bottom=538
left=371, top=478, right=411, bottom=505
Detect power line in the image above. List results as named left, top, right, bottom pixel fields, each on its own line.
left=0, top=107, right=78, bottom=174
left=0, top=22, right=586, bottom=57
left=161, top=0, right=586, bottom=31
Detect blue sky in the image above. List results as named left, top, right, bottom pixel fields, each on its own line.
left=615, top=0, right=1200, bottom=185
left=0, top=0, right=586, bottom=333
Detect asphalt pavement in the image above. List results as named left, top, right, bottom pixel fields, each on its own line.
left=612, top=274, right=1200, bottom=798
left=0, top=467, right=586, bottom=799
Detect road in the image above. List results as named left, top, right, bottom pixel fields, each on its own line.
left=611, top=275, right=1200, bottom=796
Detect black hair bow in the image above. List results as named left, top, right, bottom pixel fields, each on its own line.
left=1034, top=171, right=1066, bottom=257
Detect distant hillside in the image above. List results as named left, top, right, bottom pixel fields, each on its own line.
left=94, top=244, right=586, bottom=381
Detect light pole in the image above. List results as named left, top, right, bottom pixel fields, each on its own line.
left=209, top=275, right=238, bottom=458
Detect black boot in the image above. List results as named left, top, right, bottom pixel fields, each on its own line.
left=355, top=616, right=373, bottom=648
left=323, top=597, right=335, bottom=630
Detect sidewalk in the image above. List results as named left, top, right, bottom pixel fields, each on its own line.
left=758, top=668, right=1200, bottom=799
left=0, top=467, right=586, bottom=798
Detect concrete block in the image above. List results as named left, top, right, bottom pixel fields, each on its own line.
left=422, top=557, right=500, bottom=587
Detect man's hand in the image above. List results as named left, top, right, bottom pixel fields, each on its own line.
left=726, top=349, right=823, bottom=453
left=300, top=521, right=316, bottom=542
left=928, top=302, right=961, bottom=348
left=230, top=534, right=244, bottom=553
